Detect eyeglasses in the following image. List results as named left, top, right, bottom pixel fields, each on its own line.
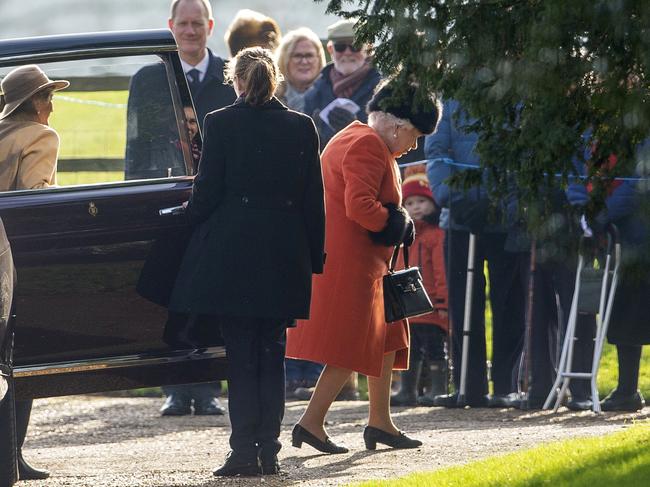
left=333, top=43, right=362, bottom=53
left=291, top=52, right=317, bottom=62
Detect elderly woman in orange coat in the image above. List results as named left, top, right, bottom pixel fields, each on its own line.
left=286, top=80, right=440, bottom=453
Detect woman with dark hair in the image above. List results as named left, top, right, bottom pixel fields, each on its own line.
left=169, top=47, right=325, bottom=477
left=286, top=80, right=440, bottom=453
left=0, top=63, right=69, bottom=481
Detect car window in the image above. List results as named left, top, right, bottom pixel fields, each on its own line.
left=0, top=54, right=194, bottom=192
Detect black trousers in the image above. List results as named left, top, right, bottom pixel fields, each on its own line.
left=519, top=257, right=595, bottom=400
left=410, top=325, right=447, bottom=363
left=445, top=230, right=525, bottom=398
left=162, top=312, right=223, bottom=401
left=219, top=316, right=287, bottom=462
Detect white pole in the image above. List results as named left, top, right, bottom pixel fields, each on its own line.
left=458, top=232, right=476, bottom=406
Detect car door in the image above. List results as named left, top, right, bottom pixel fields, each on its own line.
left=0, top=44, right=218, bottom=386
left=1, top=180, right=192, bottom=366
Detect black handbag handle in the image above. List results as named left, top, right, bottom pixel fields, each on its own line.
left=389, top=243, right=410, bottom=272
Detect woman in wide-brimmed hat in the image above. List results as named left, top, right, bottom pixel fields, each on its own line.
left=0, top=64, right=68, bottom=482
left=0, top=64, right=69, bottom=192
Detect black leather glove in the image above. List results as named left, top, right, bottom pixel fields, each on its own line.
left=328, top=106, right=357, bottom=132
left=369, top=203, right=412, bottom=246
left=403, top=219, right=415, bottom=246
left=453, top=198, right=489, bottom=234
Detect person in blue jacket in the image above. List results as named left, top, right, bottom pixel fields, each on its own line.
left=567, top=140, right=650, bottom=411
left=425, top=99, right=525, bottom=407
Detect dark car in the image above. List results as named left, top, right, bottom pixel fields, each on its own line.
left=0, top=30, right=226, bottom=486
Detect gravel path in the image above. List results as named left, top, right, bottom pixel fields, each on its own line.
left=18, top=395, right=649, bottom=486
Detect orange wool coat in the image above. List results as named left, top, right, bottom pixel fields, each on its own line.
left=285, top=121, right=409, bottom=377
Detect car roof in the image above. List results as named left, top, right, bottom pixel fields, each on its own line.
left=0, top=29, right=176, bottom=66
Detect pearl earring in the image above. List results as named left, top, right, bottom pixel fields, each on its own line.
left=393, top=132, right=398, bottom=138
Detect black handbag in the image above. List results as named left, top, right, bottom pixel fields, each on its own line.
left=383, top=243, right=434, bottom=322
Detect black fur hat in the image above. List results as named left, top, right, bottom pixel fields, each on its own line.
left=367, top=81, right=440, bottom=135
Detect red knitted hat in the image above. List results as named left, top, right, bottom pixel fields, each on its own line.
left=402, top=173, right=433, bottom=201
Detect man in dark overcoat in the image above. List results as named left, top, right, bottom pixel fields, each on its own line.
left=126, top=0, right=236, bottom=416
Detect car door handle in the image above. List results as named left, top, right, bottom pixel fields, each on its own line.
left=159, top=205, right=185, bottom=216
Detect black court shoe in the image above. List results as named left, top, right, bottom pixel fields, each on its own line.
left=363, top=426, right=422, bottom=450
left=291, top=424, right=349, bottom=454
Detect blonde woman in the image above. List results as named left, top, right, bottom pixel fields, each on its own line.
left=275, top=27, right=326, bottom=112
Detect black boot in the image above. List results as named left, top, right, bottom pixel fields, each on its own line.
left=391, top=360, right=421, bottom=406
left=15, top=400, right=50, bottom=480
left=600, top=389, right=645, bottom=412
left=417, top=360, right=448, bottom=406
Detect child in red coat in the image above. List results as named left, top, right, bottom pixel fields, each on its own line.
left=391, top=169, right=450, bottom=407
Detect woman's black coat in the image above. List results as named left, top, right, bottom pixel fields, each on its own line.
left=169, top=97, right=325, bottom=320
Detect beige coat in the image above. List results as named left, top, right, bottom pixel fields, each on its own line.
left=0, top=119, right=58, bottom=191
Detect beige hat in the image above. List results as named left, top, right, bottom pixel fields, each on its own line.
left=0, top=65, right=69, bottom=120
left=327, top=18, right=357, bottom=41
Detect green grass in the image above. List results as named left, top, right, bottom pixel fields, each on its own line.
left=355, top=422, right=650, bottom=487
left=57, top=171, right=123, bottom=186
left=600, top=342, right=650, bottom=398
left=49, top=91, right=128, bottom=160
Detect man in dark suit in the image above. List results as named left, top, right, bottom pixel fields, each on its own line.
left=125, top=0, right=235, bottom=181
left=126, top=0, right=236, bottom=416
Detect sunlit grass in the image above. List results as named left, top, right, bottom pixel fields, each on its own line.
left=355, top=422, right=650, bottom=487
left=49, top=90, right=127, bottom=160
left=57, top=171, right=124, bottom=186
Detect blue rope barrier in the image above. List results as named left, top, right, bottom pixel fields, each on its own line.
left=399, top=158, right=650, bottom=182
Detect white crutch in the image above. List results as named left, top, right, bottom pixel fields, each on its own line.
left=457, top=232, right=476, bottom=407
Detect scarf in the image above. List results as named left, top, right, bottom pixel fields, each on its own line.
left=329, top=62, right=372, bottom=99
left=283, top=83, right=307, bottom=112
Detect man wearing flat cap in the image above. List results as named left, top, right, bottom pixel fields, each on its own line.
left=303, top=18, right=381, bottom=151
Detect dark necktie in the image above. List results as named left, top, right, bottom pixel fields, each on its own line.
left=186, top=68, right=200, bottom=94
